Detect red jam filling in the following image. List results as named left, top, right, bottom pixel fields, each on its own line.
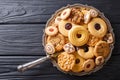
left=95, top=23, right=101, bottom=30
left=65, top=23, right=72, bottom=30
left=63, top=12, right=66, bottom=15
left=49, top=28, right=54, bottom=32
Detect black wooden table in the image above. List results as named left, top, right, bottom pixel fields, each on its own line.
left=0, top=0, right=119, bottom=80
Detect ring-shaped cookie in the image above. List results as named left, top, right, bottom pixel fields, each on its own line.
left=60, top=8, right=71, bottom=20
left=88, top=18, right=107, bottom=38
left=95, top=56, right=105, bottom=65
left=72, top=52, right=85, bottom=72
left=78, top=47, right=94, bottom=59
left=83, top=59, right=95, bottom=72
left=45, top=26, right=58, bottom=36
left=68, top=26, right=89, bottom=46
left=58, top=20, right=73, bottom=37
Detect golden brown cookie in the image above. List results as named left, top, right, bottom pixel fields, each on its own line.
left=72, top=52, right=85, bottom=72
left=67, top=8, right=84, bottom=24
left=57, top=52, right=75, bottom=71
left=87, top=34, right=102, bottom=47
left=95, top=56, right=105, bottom=65
left=94, top=41, right=110, bottom=58
left=78, top=46, right=94, bottom=59
left=47, top=33, right=65, bottom=51
left=68, top=25, right=89, bottom=46
left=88, top=18, right=107, bottom=38
left=58, top=20, right=73, bottom=37
left=83, top=59, right=95, bottom=72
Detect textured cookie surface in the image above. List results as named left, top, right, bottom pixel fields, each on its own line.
left=58, top=52, right=75, bottom=71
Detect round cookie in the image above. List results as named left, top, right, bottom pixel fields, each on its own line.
left=57, top=52, right=75, bottom=71
left=83, top=59, right=95, bottom=72
left=87, top=34, right=102, bottom=46
left=68, top=25, right=89, bottom=46
left=58, top=20, right=73, bottom=37
left=55, top=16, right=62, bottom=25
left=45, top=43, right=55, bottom=54
left=88, top=18, right=107, bottom=38
left=94, top=41, right=110, bottom=58
left=72, top=52, right=85, bottom=72
left=78, top=46, right=94, bottom=59
left=60, top=8, right=71, bottom=20
left=95, top=56, right=105, bottom=65
left=47, top=33, right=65, bottom=51
left=45, top=26, right=58, bottom=36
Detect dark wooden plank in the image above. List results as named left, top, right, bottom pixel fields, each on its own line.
left=0, top=56, right=61, bottom=76
left=0, top=55, right=120, bottom=80
left=0, top=0, right=119, bottom=23
left=0, top=23, right=118, bottom=56
left=0, top=24, right=45, bottom=56
left=0, top=75, right=119, bottom=80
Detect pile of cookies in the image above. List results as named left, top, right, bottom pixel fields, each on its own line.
left=44, top=5, right=114, bottom=73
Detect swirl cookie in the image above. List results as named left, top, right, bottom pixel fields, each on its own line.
left=94, top=41, right=110, bottom=58
left=45, top=43, right=55, bottom=54
left=88, top=18, right=107, bottom=38
left=68, top=25, right=89, bottom=46
left=47, top=33, right=65, bottom=51
left=58, top=20, right=73, bottom=36
left=78, top=46, right=94, bottom=59
left=57, top=52, right=75, bottom=71
left=89, top=9, right=98, bottom=17
left=72, top=52, right=85, bottom=72
left=95, top=56, right=105, bottom=66
left=83, top=59, right=95, bottom=72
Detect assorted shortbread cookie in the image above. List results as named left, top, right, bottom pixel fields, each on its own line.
left=44, top=5, right=114, bottom=74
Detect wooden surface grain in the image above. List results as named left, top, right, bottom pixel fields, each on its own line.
left=0, top=0, right=119, bottom=80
